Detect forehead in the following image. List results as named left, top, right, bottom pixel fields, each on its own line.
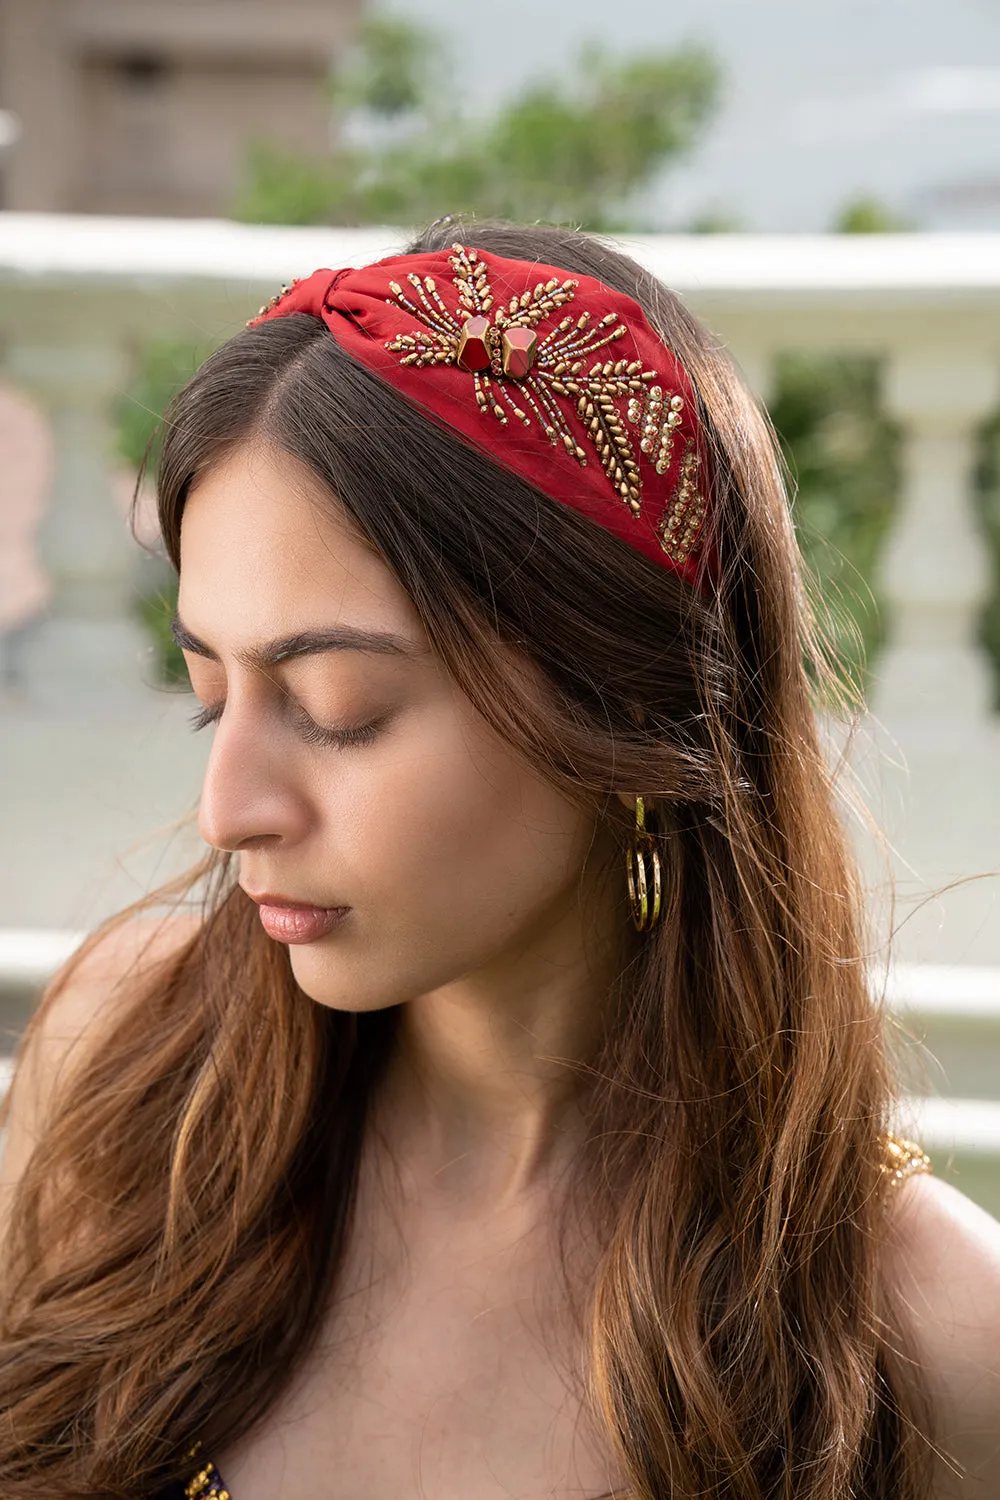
left=177, top=442, right=424, bottom=642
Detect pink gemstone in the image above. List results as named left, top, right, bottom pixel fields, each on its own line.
left=456, top=316, right=493, bottom=371
left=501, top=325, right=537, bottom=379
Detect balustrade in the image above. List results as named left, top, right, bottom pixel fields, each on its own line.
left=878, top=346, right=998, bottom=725
left=0, top=217, right=998, bottom=951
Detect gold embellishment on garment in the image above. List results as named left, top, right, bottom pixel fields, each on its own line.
left=385, top=244, right=685, bottom=524
left=881, top=1133, right=933, bottom=1191
left=183, top=1452, right=231, bottom=1500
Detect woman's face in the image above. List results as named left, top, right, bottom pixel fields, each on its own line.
left=177, top=442, right=616, bottom=1012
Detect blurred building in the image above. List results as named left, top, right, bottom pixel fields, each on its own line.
left=0, top=0, right=362, bottom=217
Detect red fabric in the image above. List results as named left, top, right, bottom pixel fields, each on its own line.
left=249, top=246, right=715, bottom=588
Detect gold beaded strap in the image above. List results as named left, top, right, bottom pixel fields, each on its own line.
left=180, top=1441, right=230, bottom=1500
left=881, top=1132, right=933, bottom=1193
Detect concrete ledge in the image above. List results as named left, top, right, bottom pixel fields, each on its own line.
left=0, top=934, right=997, bottom=1187
left=0, top=928, right=87, bottom=988
left=896, top=1096, right=1000, bottom=1154
left=3, top=931, right=998, bottom=1017
left=886, top=962, right=1000, bottom=1018
left=2, top=216, right=999, bottom=297
left=0, top=1044, right=992, bottom=1158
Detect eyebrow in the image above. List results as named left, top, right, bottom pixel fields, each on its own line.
left=169, top=613, right=423, bottom=670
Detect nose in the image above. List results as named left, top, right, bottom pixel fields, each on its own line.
left=197, top=700, right=311, bottom=853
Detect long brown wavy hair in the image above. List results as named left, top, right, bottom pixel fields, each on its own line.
left=0, top=221, right=935, bottom=1499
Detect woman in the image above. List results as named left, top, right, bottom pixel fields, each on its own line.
left=1, top=220, right=998, bottom=1500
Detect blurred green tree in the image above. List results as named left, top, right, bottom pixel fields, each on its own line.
left=117, top=338, right=208, bottom=685
left=834, top=196, right=913, bottom=234
left=769, top=355, right=900, bottom=691
left=759, top=193, right=913, bottom=688
left=337, top=15, right=440, bottom=116
left=117, top=338, right=204, bottom=473
left=235, top=18, right=719, bottom=231
left=687, top=208, right=744, bottom=234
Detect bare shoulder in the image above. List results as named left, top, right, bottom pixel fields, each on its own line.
left=882, top=1169, right=1000, bottom=1493
left=0, top=912, right=202, bottom=1195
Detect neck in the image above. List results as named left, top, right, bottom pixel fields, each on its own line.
left=378, top=884, right=634, bottom=1205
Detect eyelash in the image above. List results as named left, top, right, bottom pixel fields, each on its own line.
left=187, top=701, right=384, bottom=750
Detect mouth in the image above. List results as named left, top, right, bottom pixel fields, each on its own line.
left=241, top=889, right=351, bottom=945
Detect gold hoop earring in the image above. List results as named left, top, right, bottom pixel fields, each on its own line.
left=625, top=796, right=662, bottom=932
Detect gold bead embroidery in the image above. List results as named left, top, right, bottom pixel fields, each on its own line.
left=881, top=1133, right=933, bottom=1191
left=248, top=282, right=295, bottom=326
left=253, top=247, right=710, bottom=569
left=657, top=441, right=707, bottom=565
left=181, top=1445, right=230, bottom=1500
left=384, top=244, right=668, bottom=521
left=627, top=387, right=685, bottom=478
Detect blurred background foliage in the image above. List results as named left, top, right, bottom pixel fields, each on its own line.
left=769, top=355, right=900, bottom=688
left=235, top=19, right=719, bottom=231
left=120, top=16, right=1000, bottom=704
left=117, top=339, right=206, bottom=687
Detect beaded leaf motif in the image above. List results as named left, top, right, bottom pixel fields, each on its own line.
left=385, top=244, right=707, bottom=566
left=659, top=443, right=707, bottom=565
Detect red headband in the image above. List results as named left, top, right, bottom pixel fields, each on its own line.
left=249, top=244, right=714, bottom=588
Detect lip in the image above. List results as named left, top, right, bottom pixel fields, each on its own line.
left=242, top=889, right=351, bottom=945
left=243, top=889, right=341, bottom=909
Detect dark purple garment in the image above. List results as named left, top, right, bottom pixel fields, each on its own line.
left=154, top=1453, right=229, bottom=1497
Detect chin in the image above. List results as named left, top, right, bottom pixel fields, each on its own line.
left=284, top=943, right=409, bottom=1014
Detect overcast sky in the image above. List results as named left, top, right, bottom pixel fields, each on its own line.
left=380, top=0, right=1000, bottom=230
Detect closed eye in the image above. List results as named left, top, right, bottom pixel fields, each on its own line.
left=189, top=702, right=221, bottom=733
left=187, top=700, right=386, bottom=750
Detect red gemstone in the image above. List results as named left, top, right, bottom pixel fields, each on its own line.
left=456, top=315, right=493, bottom=371
left=501, top=325, right=537, bottom=378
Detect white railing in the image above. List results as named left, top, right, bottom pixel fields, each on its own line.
left=1, top=928, right=998, bottom=1153
left=1, top=217, right=999, bottom=958
left=1, top=931, right=996, bottom=1213
left=0, top=928, right=88, bottom=988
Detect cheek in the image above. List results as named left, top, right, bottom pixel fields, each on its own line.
left=350, top=711, right=590, bottom=935
left=286, top=703, right=601, bottom=1010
